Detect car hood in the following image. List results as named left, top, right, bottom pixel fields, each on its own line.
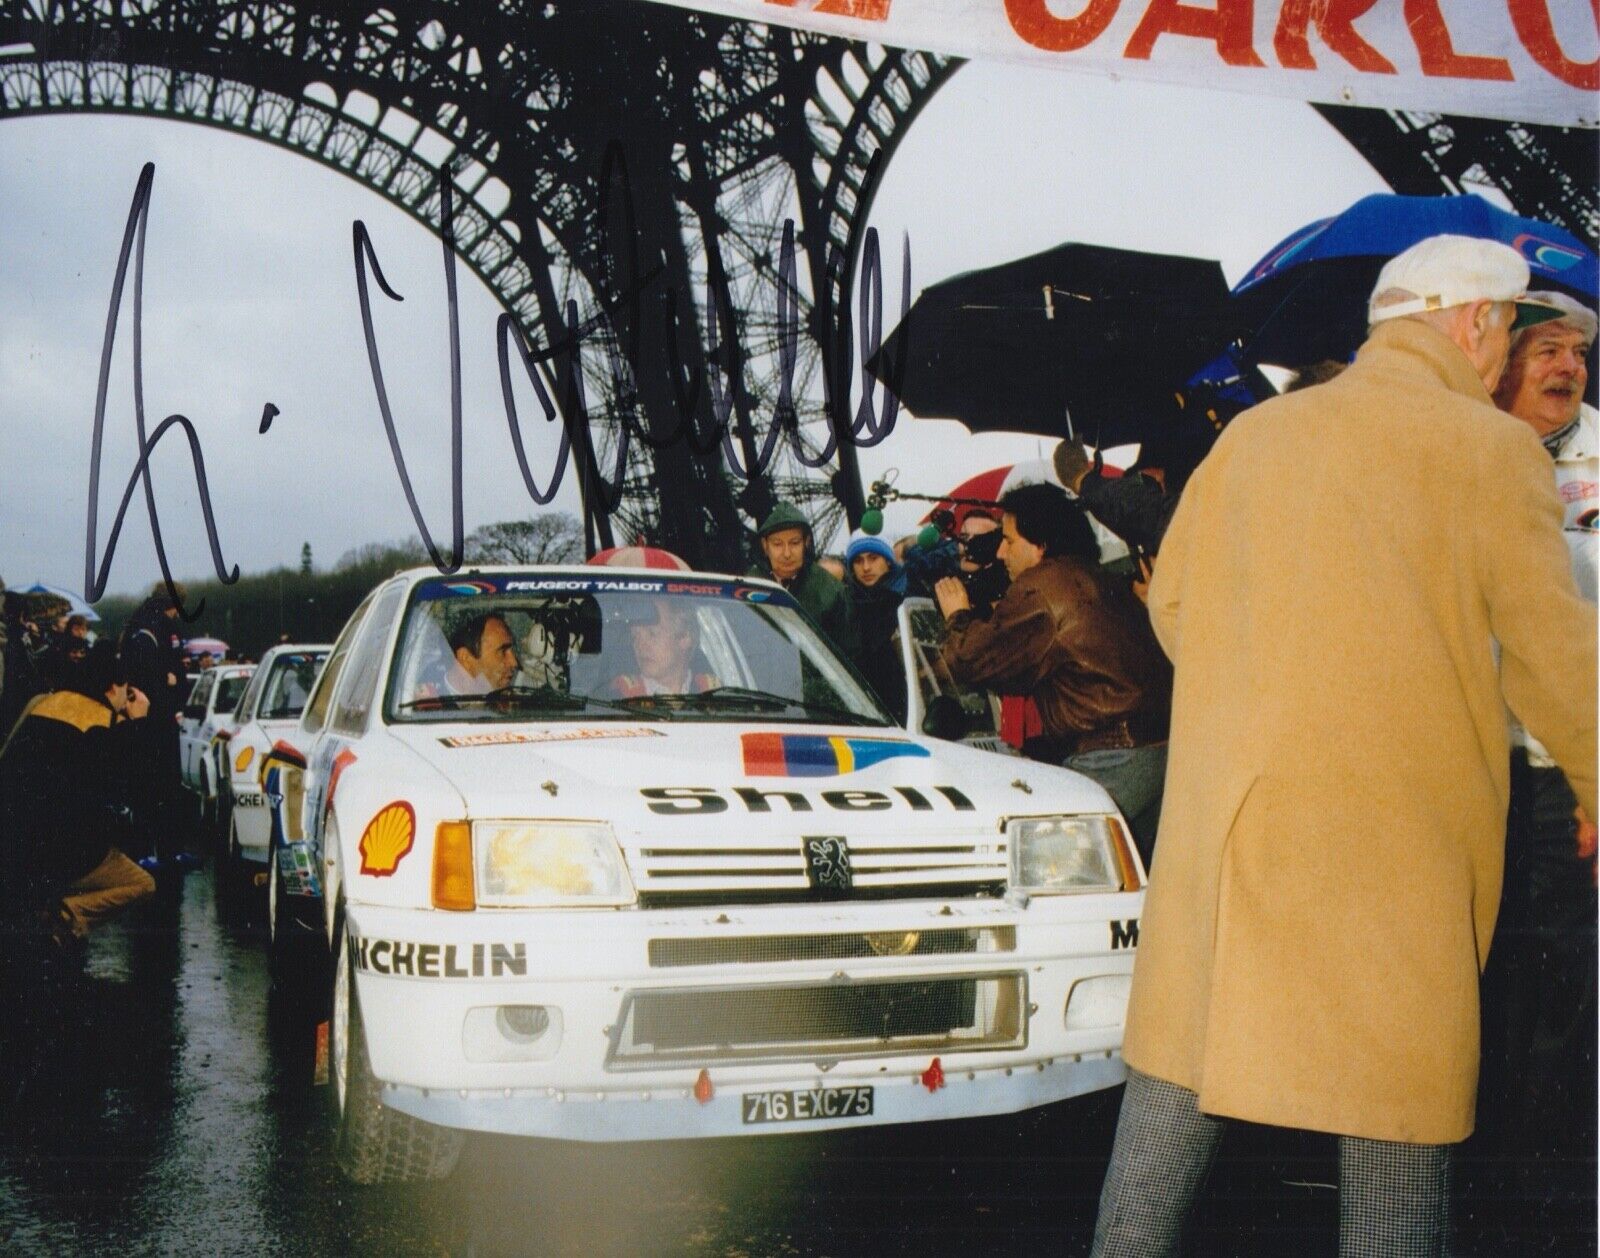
left=382, top=719, right=1110, bottom=835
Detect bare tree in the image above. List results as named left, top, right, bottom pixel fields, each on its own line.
left=465, top=513, right=584, bottom=565
left=335, top=538, right=430, bottom=571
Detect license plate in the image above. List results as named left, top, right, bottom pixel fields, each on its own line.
left=741, top=1086, right=874, bottom=1125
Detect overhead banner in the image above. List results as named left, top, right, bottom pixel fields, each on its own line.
left=642, top=0, right=1599, bottom=127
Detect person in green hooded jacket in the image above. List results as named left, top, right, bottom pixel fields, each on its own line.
left=747, top=502, right=859, bottom=663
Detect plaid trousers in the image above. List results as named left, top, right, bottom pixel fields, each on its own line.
left=1091, top=1067, right=1452, bottom=1257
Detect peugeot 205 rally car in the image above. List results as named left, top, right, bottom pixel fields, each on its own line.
left=261, top=567, right=1146, bottom=1183
left=179, top=662, right=255, bottom=831
left=215, top=642, right=330, bottom=917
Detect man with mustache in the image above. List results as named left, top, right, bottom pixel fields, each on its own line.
left=1481, top=289, right=1597, bottom=1212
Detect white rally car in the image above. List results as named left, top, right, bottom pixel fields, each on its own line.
left=216, top=642, right=330, bottom=916
left=179, top=663, right=255, bottom=829
left=264, top=567, right=1145, bottom=1184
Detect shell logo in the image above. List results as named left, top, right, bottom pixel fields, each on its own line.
left=234, top=746, right=255, bottom=773
left=359, top=801, right=417, bottom=877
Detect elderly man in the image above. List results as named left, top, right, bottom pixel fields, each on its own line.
left=1479, top=289, right=1597, bottom=1196
left=1494, top=290, right=1597, bottom=594
left=1090, top=236, right=1596, bottom=1258
left=747, top=502, right=857, bottom=660
left=934, top=483, right=1171, bottom=863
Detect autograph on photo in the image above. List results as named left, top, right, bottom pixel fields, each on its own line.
left=83, top=150, right=911, bottom=614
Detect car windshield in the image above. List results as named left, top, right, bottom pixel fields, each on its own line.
left=385, top=573, right=891, bottom=727
left=259, top=652, right=328, bottom=720
left=216, top=674, right=251, bottom=714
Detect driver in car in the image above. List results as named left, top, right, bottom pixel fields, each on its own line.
left=608, top=600, right=718, bottom=698
left=443, top=611, right=519, bottom=694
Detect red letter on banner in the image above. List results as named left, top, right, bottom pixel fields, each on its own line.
left=1005, top=0, right=1121, bottom=51
left=1273, top=0, right=1396, bottom=72
left=767, top=0, right=892, bottom=18
left=1508, top=0, right=1599, bottom=90
left=1402, top=0, right=1514, bottom=79
left=1125, top=0, right=1267, bottom=67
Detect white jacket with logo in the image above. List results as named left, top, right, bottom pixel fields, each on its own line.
left=1521, top=402, right=1596, bottom=765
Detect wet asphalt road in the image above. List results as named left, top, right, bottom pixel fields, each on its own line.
left=0, top=864, right=1591, bottom=1257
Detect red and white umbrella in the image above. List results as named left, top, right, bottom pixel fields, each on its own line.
left=923, top=454, right=1138, bottom=563
left=587, top=545, right=691, bottom=570
left=182, top=636, right=229, bottom=659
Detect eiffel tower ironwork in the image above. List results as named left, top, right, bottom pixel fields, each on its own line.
left=1, top=3, right=1593, bottom=569
left=0, top=0, right=957, bottom=570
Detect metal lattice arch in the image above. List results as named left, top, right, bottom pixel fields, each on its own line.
left=2, top=4, right=1593, bottom=567
left=0, top=2, right=962, bottom=569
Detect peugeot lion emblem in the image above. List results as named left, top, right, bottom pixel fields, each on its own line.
left=803, top=836, right=853, bottom=897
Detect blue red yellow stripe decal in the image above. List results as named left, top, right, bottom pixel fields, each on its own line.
left=741, top=733, right=930, bottom=777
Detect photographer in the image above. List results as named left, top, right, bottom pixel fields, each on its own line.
left=899, top=508, right=1009, bottom=616
left=936, top=484, right=1171, bottom=862
left=954, top=510, right=1009, bottom=615
left=0, top=640, right=154, bottom=943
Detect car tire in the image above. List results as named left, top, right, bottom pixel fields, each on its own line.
left=268, top=835, right=327, bottom=1004
left=198, top=765, right=216, bottom=839
left=214, top=781, right=233, bottom=862
left=215, top=816, right=251, bottom=925
left=330, top=918, right=463, bottom=1184
left=264, top=847, right=329, bottom=1095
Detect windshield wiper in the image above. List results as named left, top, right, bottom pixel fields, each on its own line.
left=612, top=685, right=781, bottom=714
left=395, top=685, right=582, bottom=713
left=613, top=686, right=883, bottom=726
left=395, top=692, right=495, bottom=712
left=397, top=685, right=661, bottom=718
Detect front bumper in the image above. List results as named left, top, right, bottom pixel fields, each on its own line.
left=383, top=1052, right=1127, bottom=1140
left=347, top=892, right=1140, bottom=1141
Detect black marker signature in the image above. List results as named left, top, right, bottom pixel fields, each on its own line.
left=84, top=162, right=240, bottom=618
left=83, top=148, right=911, bottom=603
left=357, top=142, right=911, bottom=568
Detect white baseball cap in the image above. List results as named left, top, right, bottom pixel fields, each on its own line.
left=1367, top=234, right=1565, bottom=330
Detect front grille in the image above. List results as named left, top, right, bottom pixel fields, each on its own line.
left=647, top=927, right=1016, bottom=968
left=630, top=831, right=1008, bottom=907
left=607, top=973, right=1027, bottom=1068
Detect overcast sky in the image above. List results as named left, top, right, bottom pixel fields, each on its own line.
left=0, top=52, right=1390, bottom=598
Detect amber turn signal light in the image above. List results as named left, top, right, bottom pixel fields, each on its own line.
left=1108, top=816, right=1142, bottom=892
left=432, top=821, right=476, bottom=911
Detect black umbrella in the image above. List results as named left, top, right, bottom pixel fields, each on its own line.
left=866, top=242, right=1238, bottom=447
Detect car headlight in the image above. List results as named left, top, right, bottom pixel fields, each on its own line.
left=472, top=820, right=636, bottom=908
left=1007, top=814, right=1138, bottom=894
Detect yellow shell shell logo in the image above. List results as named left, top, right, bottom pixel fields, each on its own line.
left=234, top=746, right=255, bottom=773
left=359, top=802, right=416, bottom=877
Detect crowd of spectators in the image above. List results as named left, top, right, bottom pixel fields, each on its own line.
left=0, top=582, right=201, bottom=953
left=744, top=234, right=1596, bottom=1257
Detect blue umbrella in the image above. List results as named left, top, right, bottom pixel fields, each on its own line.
left=1232, top=193, right=1598, bottom=368
left=21, top=582, right=101, bottom=622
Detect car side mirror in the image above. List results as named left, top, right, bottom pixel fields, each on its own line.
left=920, top=694, right=967, bottom=742
left=183, top=704, right=205, bottom=721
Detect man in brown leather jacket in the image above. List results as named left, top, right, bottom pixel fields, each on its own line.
left=934, top=482, right=1171, bottom=862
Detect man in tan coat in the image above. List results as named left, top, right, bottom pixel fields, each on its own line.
left=1090, top=235, right=1597, bottom=1258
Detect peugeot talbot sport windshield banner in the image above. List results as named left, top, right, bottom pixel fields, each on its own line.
left=640, top=0, right=1599, bottom=127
